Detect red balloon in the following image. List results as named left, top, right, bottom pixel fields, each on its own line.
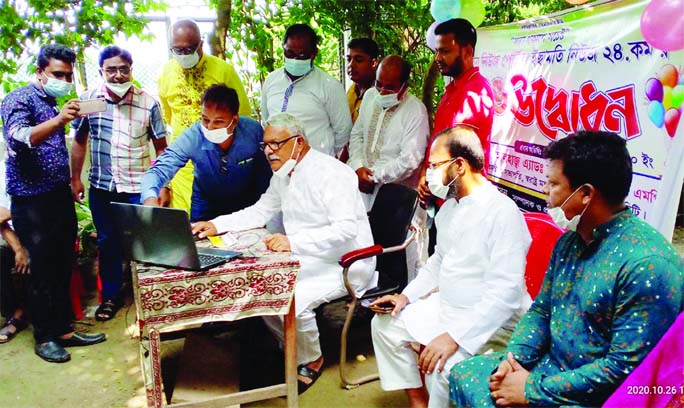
left=664, top=108, right=681, bottom=138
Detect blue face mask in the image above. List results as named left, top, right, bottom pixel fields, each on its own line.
left=42, top=73, right=73, bottom=98
left=284, top=57, right=313, bottom=77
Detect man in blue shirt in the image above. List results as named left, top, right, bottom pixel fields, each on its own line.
left=142, top=84, right=271, bottom=221
left=1, top=44, right=106, bottom=363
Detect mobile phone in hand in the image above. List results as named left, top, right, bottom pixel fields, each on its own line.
left=78, top=98, right=106, bottom=115
left=369, top=301, right=394, bottom=314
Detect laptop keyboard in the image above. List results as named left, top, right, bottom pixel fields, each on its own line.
left=197, top=254, right=226, bottom=268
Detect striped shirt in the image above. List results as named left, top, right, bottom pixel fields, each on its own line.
left=73, top=84, right=166, bottom=193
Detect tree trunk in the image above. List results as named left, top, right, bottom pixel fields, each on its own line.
left=422, top=60, right=440, bottom=129
left=209, top=0, right=232, bottom=59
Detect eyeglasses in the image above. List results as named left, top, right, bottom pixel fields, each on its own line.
left=427, top=159, right=455, bottom=171
left=259, top=135, right=300, bottom=151
left=103, top=67, right=131, bottom=76
left=375, top=80, right=406, bottom=94
left=283, top=49, right=312, bottom=60
left=170, top=44, right=200, bottom=55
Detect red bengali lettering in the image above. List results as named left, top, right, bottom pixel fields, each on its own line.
left=510, top=75, right=641, bottom=140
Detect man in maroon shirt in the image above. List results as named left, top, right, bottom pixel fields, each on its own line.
left=419, top=18, right=494, bottom=253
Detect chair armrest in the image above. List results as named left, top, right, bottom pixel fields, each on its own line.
left=383, top=225, right=417, bottom=254
left=339, top=244, right=383, bottom=268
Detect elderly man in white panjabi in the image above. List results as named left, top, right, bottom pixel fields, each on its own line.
left=369, top=126, right=532, bottom=408
left=192, top=112, right=375, bottom=392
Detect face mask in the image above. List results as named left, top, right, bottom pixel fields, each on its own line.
left=273, top=136, right=301, bottom=179
left=105, top=81, right=132, bottom=98
left=375, top=92, right=400, bottom=110
left=547, top=185, right=589, bottom=231
left=41, top=74, right=73, bottom=98
left=201, top=120, right=234, bottom=144
left=426, top=159, right=457, bottom=199
left=284, top=58, right=313, bottom=77
left=174, top=51, right=200, bottom=69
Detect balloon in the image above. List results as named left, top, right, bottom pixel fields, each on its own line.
left=658, top=64, right=679, bottom=88
left=663, top=86, right=673, bottom=110
left=672, top=84, right=684, bottom=110
left=430, top=0, right=462, bottom=23
left=426, top=21, right=439, bottom=51
left=459, top=0, right=486, bottom=28
left=640, top=0, right=684, bottom=52
left=645, top=77, right=664, bottom=102
left=648, top=100, right=665, bottom=128
left=664, top=108, right=681, bottom=138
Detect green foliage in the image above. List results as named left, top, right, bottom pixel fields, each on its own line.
left=208, top=0, right=572, bottom=118
left=75, top=201, right=97, bottom=258
left=0, top=0, right=166, bottom=90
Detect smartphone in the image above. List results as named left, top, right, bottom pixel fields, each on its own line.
left=369, top=301, right=394, bottom=314
left=78, top=98, right=106, bottom=115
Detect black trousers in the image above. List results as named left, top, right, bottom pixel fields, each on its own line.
left=11, top=185, right=76, bottom=343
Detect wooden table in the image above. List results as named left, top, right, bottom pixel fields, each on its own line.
left=131, top=229, right=299, bottom=408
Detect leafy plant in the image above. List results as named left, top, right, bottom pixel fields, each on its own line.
left=75, top=201, right=97, bottom=258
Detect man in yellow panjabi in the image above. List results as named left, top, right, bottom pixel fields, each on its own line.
left=158, top=19, right=251, bottom=212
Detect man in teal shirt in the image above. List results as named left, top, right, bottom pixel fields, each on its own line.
left=450, top=131, right=683, bottom=407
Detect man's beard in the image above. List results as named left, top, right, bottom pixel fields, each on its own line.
left=446, top=57, right=464, bottom=78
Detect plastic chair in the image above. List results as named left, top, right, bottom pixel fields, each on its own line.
left=336, top=183, right=419, bottom=389
left=523, top=212, right=564, bottom=299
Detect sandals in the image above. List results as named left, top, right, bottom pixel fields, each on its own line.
left=0, top=316, right=28, bottom=344
left=95, top=300, right=121, bottom=321
left=297, top=363, right=323, bottom=394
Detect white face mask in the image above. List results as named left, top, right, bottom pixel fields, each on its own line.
left=426, top=159, right=457, bottom=200
left=284, top=58, right=313, bottom=77
left=547, top=185, right=589, bottom=231
left=201, top=119, right=234, bottom=144
left=375, top=84, right=405, bottom=110
left=272, top=136, right=301, bottom=179
left=173, top=50, right=200, bottom=69
left=105, top=81, right=132, bottom=98
left=41, top=74, right=73, bottom=98
left=375, top=92, right=400, bottom=109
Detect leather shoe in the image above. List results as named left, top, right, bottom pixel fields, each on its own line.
left=57, top=332, right=107, bottom=347
left=35, top=341, right=70, bottom=363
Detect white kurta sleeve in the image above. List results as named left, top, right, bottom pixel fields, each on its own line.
left=287, top=173, right=359, bottom=258
left=371, top=103, right=429, bottom=184
left=211, top=181, right=282, bottom=233
left=347, top=105, right=368, bottom=171
left=402, top=242, right=442, bottom=303
left=326, top=80, right=353, bottom=156
left=447, top=205, right=531, bottom=355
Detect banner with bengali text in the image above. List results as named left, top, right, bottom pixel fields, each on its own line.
left=476, top=0, right=684, bottom=239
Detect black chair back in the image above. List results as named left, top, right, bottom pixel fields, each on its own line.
left=367, top=183, right=418, bottom=291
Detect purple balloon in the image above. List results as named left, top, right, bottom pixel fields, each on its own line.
left=645, top=77, right=664, bottom=102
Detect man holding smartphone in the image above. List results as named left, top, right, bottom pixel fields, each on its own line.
left=70, top=45, right=168, bottom=322
left=1, top=44, right=106, bottom=363
left=370, top=126, right=530, bottom=407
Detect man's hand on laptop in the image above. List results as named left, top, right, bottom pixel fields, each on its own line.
left=143, top=197, right=161, bottom=207
left=264, top=233, right=291, bottom=252
left=192, top=221, right=217, bottom=239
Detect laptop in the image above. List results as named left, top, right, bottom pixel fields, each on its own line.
left=112, top=203, right=241, bottom=271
